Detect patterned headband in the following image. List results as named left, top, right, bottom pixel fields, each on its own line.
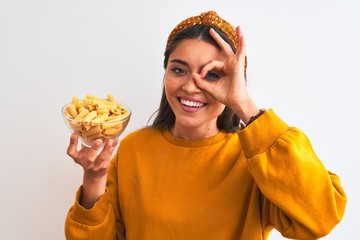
left=166, top=11, right=247, bottom=74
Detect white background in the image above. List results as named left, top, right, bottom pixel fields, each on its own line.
left=0, top=0, right=359, bottom=239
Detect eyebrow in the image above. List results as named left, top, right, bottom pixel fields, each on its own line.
left=169, top=59, right=189, bottom=67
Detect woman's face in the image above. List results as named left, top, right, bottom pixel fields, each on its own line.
left=164, top=39, right=226, bottom=139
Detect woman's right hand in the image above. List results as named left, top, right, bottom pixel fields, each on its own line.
left=66, top=133, right=119, bottom=208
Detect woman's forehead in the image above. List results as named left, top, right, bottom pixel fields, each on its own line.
left=169, top=39, right=224, bottom=63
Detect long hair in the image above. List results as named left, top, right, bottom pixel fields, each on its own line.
left=149, top=24, right=241, bottom=132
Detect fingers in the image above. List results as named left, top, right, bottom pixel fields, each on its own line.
left=235, top=26, right=246, bottom=61
left=209, top=28, right=234, bottom=57
left=193, top=60, right=225, bottom=94
left=192, top=72, right=217, bottom=96
left=209, top=26, right=246, bottom=72
left=199, top=60, right=224, bottom=79
left=192, top=72, right=205, bottom=89
left=236, top=26, right=245, bottom=47
left=92, top=138, right=118, bottom=168
left=85, top=139, right=104, bottom=162
left=67, top=133, right=79, bottom=158
left=103, top=138, right=118, bottom=152
left=67, top=133, right=118, bottom=168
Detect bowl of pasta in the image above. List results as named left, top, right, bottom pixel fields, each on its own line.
left=61, top=94, right=131, bottom=146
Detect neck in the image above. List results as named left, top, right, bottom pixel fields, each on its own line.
left=170, top=125, right=220, bottom=140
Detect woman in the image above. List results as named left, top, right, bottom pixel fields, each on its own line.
left=65, top=11, right=347, bottom=239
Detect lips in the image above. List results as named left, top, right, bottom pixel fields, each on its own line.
left=179, top=98, right=206, bottom=108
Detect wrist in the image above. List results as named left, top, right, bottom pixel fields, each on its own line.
left=245, top=108, right=266, bottom=125
left=231, top=98, right=259, bottom=124
left=81, top=173, right=107, bottom=209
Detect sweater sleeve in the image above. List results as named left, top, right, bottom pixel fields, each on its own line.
left=238, top=109, right=347, bottom=239
left=64, top=155, right=125, bottom=240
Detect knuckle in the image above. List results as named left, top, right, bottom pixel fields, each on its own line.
left=66, top=149, right=73, bottom=157
left=96, top=155, right=108, bottom=163
left=83, top=161, right=94, bottom=171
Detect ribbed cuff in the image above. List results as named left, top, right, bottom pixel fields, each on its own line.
left=238, top=109, right=290, bottom=158
left=70, top=186, right=110, bottom=226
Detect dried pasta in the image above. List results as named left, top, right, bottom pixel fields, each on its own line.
left=63, top=94, right=130, bottom=145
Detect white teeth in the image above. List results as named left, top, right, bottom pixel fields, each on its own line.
left=180, top=98, right=204, bottom=108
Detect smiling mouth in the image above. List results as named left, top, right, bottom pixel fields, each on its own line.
left=179, top=98, right=206, bottom=108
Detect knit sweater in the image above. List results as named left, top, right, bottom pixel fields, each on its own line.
left=65, top=109, right=347, bottom=240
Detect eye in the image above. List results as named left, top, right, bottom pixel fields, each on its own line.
left=171, top=67, right=187, bottom=75
left=205, top=71, right=222, bottom=81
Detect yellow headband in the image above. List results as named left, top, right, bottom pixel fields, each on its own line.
left=167, top=11, right=247, bottom=74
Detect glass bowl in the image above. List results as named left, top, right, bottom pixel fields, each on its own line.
left=61, top=101, right=131, bottom=146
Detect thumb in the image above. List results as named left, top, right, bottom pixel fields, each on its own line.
left=192, top=73, right=213, bottom=93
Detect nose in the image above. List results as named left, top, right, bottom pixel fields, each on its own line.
left=182, top=73, right=200, bottom=93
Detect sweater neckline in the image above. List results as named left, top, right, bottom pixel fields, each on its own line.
left=162, top=129, right=228, bottom=147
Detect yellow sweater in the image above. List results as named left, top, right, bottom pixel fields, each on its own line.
left=65, top=109, right=346, bottom=240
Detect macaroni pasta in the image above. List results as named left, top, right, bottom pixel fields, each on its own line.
left=63, top=94, right=130, bottom=145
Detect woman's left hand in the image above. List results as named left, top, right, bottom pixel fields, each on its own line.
left=193, top=26, right=259, bottom=123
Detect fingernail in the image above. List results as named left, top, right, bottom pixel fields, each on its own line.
left=94, top=139, right=102, bottom=147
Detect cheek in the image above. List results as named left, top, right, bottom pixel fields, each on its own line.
left=206, top=94, right=226, bottom=116
left=214, top=104, right=226, bottom=117
left=164, top=77, right=171, bottom=95
left=164, top=77, right=178, bottom=106
left=204, top=92, right=224, bottom=108
left=164, top=75, right=180, bottom=95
